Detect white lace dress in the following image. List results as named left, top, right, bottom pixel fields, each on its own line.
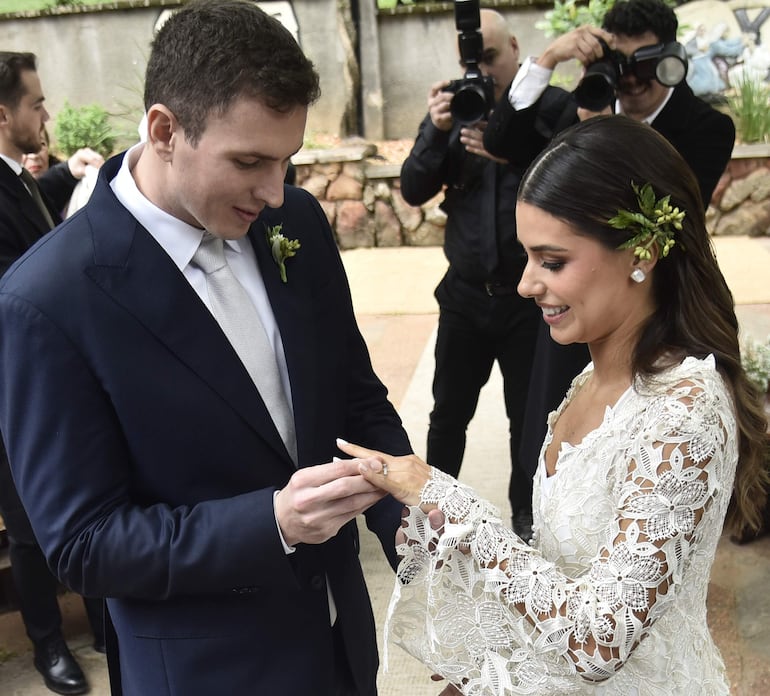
left=386, top=355, right=736, bottom=695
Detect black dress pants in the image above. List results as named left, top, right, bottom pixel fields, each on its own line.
left=0, top=437, right=104, bottom=646
left=427, top=270, right=540, bottom=515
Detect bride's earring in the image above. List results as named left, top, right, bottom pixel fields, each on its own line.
left=630, top=268, right=646, bottom=283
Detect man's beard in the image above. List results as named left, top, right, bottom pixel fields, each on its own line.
left=13, top=131, right=43, bottom=157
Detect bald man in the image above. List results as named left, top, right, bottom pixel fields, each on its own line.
left=399, top=9, right=540, bottom=541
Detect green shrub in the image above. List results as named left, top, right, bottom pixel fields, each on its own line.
left=536, top=0, right=616, bottom=38
left=728, top=76, right=770, bottom=144
left=742, top=335, right=770, bottom=394
left=53, top=101, right=116, bottom=158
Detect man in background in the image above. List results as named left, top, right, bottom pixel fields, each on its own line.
left=0, top=50, right=104, bottom=696
left=400, top=9, right=541, bottom=541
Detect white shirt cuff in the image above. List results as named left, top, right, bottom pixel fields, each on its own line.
left=509, top=56, right=553, bottom=110
left=273, top=490, right=296, bottom=555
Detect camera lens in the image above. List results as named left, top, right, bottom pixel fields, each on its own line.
left=656, top=54, right=687, bottom=87
left=574, top=39, right=619, bottom=112
left=574, top=64, right=617, bottom=112
left=630, top=42, right=688, bottom=87
left=450, top=83, right=488, bottom=124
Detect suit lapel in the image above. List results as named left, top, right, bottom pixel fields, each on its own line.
left=0, top=160, right=53, bottom=242
left=82, top=157, right=294, bottom=468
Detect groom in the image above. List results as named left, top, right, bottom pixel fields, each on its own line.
left=0, top=2, right=410, bottom=694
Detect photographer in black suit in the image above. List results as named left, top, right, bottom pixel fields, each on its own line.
left=483, top=0, right=735, bottom=482
left=400, top=7, right=541, bottom=541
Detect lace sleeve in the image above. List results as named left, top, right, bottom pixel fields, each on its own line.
left=385, top=375, right=735, bottom=694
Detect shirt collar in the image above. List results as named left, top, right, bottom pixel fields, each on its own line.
left=0, top=153, right=23, bottom=176
left=616, top=86, right=674, bottom=124
left=110, top=143, right=243, bottom=271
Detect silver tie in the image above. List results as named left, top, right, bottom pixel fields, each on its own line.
left=191, top=233, right=297, bottom=463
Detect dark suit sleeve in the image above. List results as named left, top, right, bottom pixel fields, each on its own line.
left=671, top=106, right=735, bottom=206
left=38, top=162, right=78, bottom=215
left=484, top=85, right=578, bottom=168
left=399, top=114, right=453, bottom=207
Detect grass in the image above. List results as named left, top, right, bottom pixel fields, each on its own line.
left=728, top=77, right=770, bottom=144
left=0, top=0, right=107, bottom=12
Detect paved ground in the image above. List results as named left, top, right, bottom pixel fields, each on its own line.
left=1, top=239, right=769, bottom=695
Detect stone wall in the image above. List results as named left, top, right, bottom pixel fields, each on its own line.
left=709, top=146, right=770, bottom=237
left=296, top=142, right=770, bottom=249
left=293, top=143, right=446, bottom=250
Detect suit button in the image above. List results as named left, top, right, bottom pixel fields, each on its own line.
left=310, top=575, right=324, bottom=591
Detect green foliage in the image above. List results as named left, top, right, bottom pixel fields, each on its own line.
left=53, top=101, right=116, bottom=158
left=377, top=0, right=413, bottom=8
left=728, top=76, right=770, bottom=144
left=0, top=0, right=104, bottom=11
left=536, top=0, right=615, bottom=38
left=741, top=335, right=770, bottom=394
left=611, top=182, right=682, bottom=260
left=0, top=646, right=18, bottom=663
left=535, top=0, right=677, bottom=38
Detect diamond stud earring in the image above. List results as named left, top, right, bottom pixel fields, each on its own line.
left=630, top=268, right=646, bottom=283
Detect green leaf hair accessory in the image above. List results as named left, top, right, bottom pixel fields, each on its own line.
left=265, top=223, right=300, bottom=283
left=609, top=182, right=684, bottom=261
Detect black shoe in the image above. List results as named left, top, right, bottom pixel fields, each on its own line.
left=512, top=510, right=534, bottom=544
left=33, top=635, right=89, bottom=695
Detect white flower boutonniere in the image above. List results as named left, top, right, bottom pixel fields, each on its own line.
left=265, top=223, right=300, bottom=283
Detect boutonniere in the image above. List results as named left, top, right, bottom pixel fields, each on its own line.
left=265, top=223, right=300, bottom=283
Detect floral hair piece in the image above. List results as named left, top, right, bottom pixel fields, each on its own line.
left=609, top=182, right=684, bottom=261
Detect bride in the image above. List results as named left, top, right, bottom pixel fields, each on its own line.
left=339, top=116, right=768, bottom=695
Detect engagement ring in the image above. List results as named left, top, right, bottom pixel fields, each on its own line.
left=382, top=464, right=388, bottom=477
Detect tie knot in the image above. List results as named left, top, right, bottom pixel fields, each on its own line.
left=191, top=233, right=227, bottom=275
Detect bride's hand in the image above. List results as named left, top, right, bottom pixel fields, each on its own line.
left=336, top=438, right=432, bottom=507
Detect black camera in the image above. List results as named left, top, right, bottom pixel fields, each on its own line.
left=443, top=0, right=495, bottom=124
left=574, top=39, right=689, bottom=112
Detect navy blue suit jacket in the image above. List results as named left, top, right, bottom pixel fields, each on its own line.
left=0, top=153, right=411, bottom=695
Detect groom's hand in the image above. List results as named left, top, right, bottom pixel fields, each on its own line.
left=275, top=459, right=386, bottom=546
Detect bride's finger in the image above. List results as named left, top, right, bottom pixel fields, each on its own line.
left=336, top=437, right=384, bottom=460
left=427, top=508, right=445, bottom=531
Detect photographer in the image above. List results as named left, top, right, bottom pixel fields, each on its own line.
left=482, top=0, right=735, bottom=482
left=400, top=7, right=541, bottom=541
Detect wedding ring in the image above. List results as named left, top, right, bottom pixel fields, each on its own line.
left=382, top=463, right=388, bottom=477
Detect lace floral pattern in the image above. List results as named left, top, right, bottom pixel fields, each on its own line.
left=386, top=355, right=736, bottom=695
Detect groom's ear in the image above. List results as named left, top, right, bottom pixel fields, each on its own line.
left=145, top=104, right=179, bottom=162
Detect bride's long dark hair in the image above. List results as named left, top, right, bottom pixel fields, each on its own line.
left=518, top=115, right=768, bottom=534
